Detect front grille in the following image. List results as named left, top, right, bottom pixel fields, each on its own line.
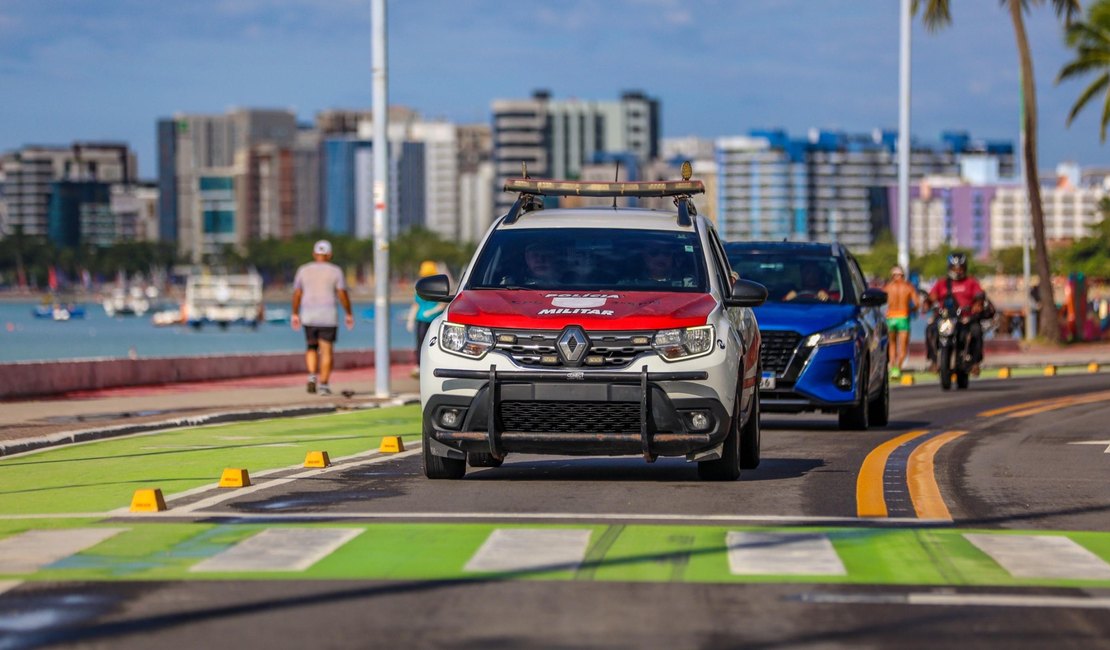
left=499, top=401, right=641, bottom=433
left=761, top=330, right=802, bottom=374
left=494, top=329, right=654, bottom=369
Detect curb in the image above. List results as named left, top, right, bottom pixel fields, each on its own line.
left=0, top=393, right=421, bottom=458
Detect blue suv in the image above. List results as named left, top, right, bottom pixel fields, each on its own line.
left=724, top=241, right=889, bottom=430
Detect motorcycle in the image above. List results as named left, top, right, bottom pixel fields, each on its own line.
left=934, top=306, right=975, bottom=391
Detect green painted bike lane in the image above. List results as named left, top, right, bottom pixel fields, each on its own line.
left=1, top=404, right=1109, bottom=589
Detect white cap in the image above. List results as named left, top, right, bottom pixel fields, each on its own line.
left=313, top=239, right=332, bottom=256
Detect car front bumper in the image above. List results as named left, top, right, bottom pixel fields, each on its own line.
left=423, top=367, right=732, bottom=461
left=762, top=339, right=861, bottom=413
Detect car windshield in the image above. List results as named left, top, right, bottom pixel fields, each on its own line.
left=466, top=228, right=708, bottom=292
left=727, top=253, right=845, bottom=304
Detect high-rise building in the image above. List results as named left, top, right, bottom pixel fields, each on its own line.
left=292, top=127, right=322, bottom=233
left=491, top=90, right=661, bottom=213
left=457, top=124, right=494, bottom=243
left=991, top=184, right=1104, bottom=249
left=157, top=109, right=296, bottom=260
left=1, top=143, right=136, bottom=239
left=717, top=129, right=1014, bottom=249
left=110, top=183, right=160, bottom=243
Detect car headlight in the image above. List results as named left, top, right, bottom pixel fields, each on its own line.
left=804, top=322, right=859, bottom=347
left=439, top=322, right=493, bottom=359
left=653, top=325, right=714, bottom=361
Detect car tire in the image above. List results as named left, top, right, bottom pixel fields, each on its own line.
left=698, top=394, right=743, bottom=481
left=868, top=371, right=890, bottom=427
left=422, top=420, right=466, bottom=479
left=739, top=384, right=761, bottom=470
left=468, top=451, right=504, bottom=468
left=838, top=368, right=870, bottom=430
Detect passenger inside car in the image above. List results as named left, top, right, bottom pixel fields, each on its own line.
left=784, top=261, right=838, bottom=302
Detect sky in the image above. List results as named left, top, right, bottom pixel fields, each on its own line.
left=1, top=0, right=1107, bottom=178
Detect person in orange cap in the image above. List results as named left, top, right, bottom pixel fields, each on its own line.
left=406, top=260, right=446, bottom=378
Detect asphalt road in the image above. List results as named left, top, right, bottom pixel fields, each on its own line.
left=2, top=374, right=1109, bottom=649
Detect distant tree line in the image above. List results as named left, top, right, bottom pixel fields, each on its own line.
left=0, top=227, right=476, bottom=290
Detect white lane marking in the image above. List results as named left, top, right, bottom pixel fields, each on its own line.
left=190, top=527, right=363, bottom=573
left=464, top=528, right=593, bottom=573
left=103, top=445, right=418, bottom=516
left=0, top=528, right=127, bottom=574
left=0, top=580, right=22, bottom=596
left=109, top=511, right=932, bottom=525
left=726, top=532, right=847, bottom=576
left=965, top=534, right=1110, bottom=580
left=171, top=448, right=422, bottom=514
left=1069, top=440, right=1110, bottom=453
left=799, top=592, right=1110, bottom=609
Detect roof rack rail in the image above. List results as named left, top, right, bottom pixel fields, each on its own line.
left=503, top=178, right=704, bottom=198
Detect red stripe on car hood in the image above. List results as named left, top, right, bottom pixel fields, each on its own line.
left=447, top=289, right=717, bottom=330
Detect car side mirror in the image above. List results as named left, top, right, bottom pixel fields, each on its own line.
left=861, top=288, right=887, bottom=307
left=416, top=274, right=453, bottom=303
left=725, top=279, right=768, bottom=307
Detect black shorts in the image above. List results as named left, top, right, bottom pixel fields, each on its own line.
left=304, top=326, right=338, bottom=347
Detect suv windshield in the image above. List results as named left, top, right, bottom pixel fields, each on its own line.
left=466, top=228, right=708, bottom=292
left=731, top=254, right=845, bottom=304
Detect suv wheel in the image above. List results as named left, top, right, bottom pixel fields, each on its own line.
left=838, top=368, right=870, bottom=430
left=422, top=420, right=466, bottom=479
left=698, top=394, right=743, bottom=481
left=867, top=371, right=890, bottom=427
left=468, top=451, right=504, bottom=468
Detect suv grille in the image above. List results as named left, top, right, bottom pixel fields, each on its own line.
left=499, top=401, right=641, bottom=433
left=494, top=329, right=654, bottom=369
left=761, top=330, right=802, bottom=374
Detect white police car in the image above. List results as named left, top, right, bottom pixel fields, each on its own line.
left=415, top=171, right=767, bottom=480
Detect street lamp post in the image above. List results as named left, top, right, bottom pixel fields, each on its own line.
left=371, top=0, right=391, bottom=397
left=897, top=0, right=912, bottom=273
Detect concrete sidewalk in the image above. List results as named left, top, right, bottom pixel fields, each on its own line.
left=0, top=363, right=421, bottom=456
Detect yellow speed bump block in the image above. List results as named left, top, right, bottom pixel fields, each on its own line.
left=900, top=374, right=915, bottom=386
left=998, top=367, right=1012, bottom=379
left=130, top=488, right=167, bottom=512
left=379, top=436, right=405, bottom=453
left=218, top=468, right=251, bottom=488
left=304, top=450, right=331, bottom=468
left=1043, top=365, right=1057, bottom=377
left=1089, top=362, right=1101, bottom=373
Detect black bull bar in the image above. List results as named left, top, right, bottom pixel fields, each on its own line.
left=433, top=366, right=709, bottom=462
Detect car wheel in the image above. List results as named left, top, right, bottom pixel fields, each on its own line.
left=868, top=370, right=890, bottom=427
left=468, top=451, right=504, bottom=468
left=838, top=367, right=870, bottom=430
left=698, top=393, right=742, bottom=481
left=422, top=419, right=466, bottom=479
left=739, top=383, right=761, bottom=470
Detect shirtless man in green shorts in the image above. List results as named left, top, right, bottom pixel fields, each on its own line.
left=884, top=265, right=916, bottom=378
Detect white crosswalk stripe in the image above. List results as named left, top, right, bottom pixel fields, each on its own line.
left=726, top=532, right=847, bottom=576
left=190, top=528, right=363, bottom=573
left=0, top=528, right=127, bottom=574
left=964, top=534, right=1110, bottom=580
left=464, top=528, right=593, bottom=573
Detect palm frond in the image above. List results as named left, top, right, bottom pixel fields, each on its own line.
left=1101, top=81, right=1110, bottom=140
left=914, top=0, right=952, bottom=32
left=1065, top=72, right=1110, bottom=127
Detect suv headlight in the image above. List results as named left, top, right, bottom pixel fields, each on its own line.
left=653, top=325, right=714, bottom=361
left=804, top=322, right=859, bottom=347
left=439, top=322, right=493, bottom=359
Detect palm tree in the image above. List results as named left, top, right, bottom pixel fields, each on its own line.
left=916, top=0, right=1079, bottom=342
left=1058, top=0, right=1110, bottom=140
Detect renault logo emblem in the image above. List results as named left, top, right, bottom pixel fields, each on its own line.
left=557, top=326, right=589, bottom=365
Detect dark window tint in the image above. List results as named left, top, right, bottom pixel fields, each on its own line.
left=467, top=228, right=708, bottom=292
left=726, top=253, right=845, bottom=304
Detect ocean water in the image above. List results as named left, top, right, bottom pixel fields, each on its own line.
left=0, top=301, right=416, bottom=363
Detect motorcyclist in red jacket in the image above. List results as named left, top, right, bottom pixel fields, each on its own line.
left=922, top=252, right=989, bottom=375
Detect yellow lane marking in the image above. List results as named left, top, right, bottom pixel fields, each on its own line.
left=979, top=389, right=1110, bottom=419
left=907, top=430, right=968, bottom=520
left=856, top=430, right=931, bottom=518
